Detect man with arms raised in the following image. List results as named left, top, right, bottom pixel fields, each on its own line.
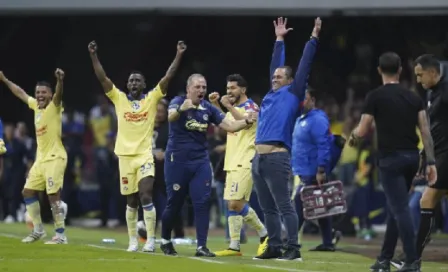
left=209, top=74, right=268, bottom=257
left=0, top=69, right=68, bottom=244
left=252, top=17, right=321, bottom=260
left=88, top=40, right=186, bottom=252
left=160, top=73, right=256, bottom=257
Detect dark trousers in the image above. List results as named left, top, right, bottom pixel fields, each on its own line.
left=378, top=151, right=419, bottom=263
left=252, top=152, right=299, bottom=249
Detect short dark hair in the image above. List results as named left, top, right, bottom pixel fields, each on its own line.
left=278, top=66, right=293, bottom=79
left=378, top=52, right=402, bottom=75
left=129, top=70, right=146, bottom=81
left=36, top=81, right=52, bottom=90
left=415, top=54, right=440, bottom=74
left=226, top=74, right=248, bottom=88
left=306, top=87, right=319, bottom=101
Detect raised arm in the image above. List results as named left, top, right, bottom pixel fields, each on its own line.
left=270, top=17, right=290, bottom=77
left=0, top=71, right=30, bottom=104
left=158, top=41, right=187, bottom=95
left=53, top=68, right=65, bottom=107
left=88, top=41, right=114, bottom=93
left=290, top=18, right=321, bottom=100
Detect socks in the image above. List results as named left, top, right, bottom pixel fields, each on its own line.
left=228, top=211, right=243, bottom=250
left=242, top=206, right=267, bottom=238
left=142, top=203, right=156, bottom=244
left=24, top=197, right=43, bottom=233
left=416, top=208, right=435, bottom=258
left=126, top=206, right=138, bottom=239
left=51, top=201, right=65, bottom=237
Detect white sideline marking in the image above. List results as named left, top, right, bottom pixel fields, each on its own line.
left=254, top=265, right=320, bottom=272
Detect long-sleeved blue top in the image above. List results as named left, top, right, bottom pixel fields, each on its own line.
left=255, top=37, right=318, bottom=151
left=291, top=109, right=332, bottom=176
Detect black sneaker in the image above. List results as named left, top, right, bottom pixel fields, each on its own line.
left=309, top=244, right=335, bottom=252
left=397, top=260, right=421, bottom=272
left=253, top=246, right=283, bottom=260
left=195, top=246, right=216, bottom=257
left=160, top=242, right=178, bottom=256
left=277, top=248, right=302, bottom=261
left=391, top=253, right=405, bottom=270
left=370, top=259, right=390, bottom=272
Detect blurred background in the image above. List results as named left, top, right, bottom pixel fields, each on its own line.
left=1, top=0, right=448, bottom=242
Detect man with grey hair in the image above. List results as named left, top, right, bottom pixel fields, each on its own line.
left=160, top=74, right=257, bottom=257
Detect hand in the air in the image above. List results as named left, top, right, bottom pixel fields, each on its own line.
left=179, top=99, right=195, bottom=112
left=88, top=41, right=97, bottom=54
left=209, top=92, right=220, bottom=104
left=311, top=17, right=322, bottom=38
left=220, top=95, right=233, bottom=109
left=274, top=17, right=293, bottom=37
left=177, top=41, right=187, bottom=54
left=55, top=68, right=65, bottom=81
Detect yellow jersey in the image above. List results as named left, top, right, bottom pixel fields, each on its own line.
left=28, top=97, right=67, bottom=162
left=106, top=84, right=165, bottom=156
left=224, top=99, right=259, bottom=171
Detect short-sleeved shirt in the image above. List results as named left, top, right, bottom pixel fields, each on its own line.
left=362, top=83, right=425, bottom=152
left=166, top=96, right=225, bottom=163
left=106, top=84, right=165, bottom=156
left=28, top=97, right=67, bottom=162
left=224, top=99, right=259, bottom=171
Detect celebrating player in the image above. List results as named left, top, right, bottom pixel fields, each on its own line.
left=252, top=17, right=321, bottom=260
left=160, top=73, right=256, bottom=257
left=0, top=69, right=69, bottom=244
left=208, top=74, right=268, bottom=257
left=89, top=40, right=186, bottom=252
left=0, top=117, right=6, bottom=155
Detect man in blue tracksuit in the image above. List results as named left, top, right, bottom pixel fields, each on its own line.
left=291, top=88, right=344, bottom=252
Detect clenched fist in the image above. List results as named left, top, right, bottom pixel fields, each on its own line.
left=179, top=98, right=195, bottom=112
left=209, top=92, right=220, bottom=104
left=88, top=41, right=98, bottom=54
left=55, top=68, right=65, bottom=81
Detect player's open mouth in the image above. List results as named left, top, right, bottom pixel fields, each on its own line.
left=198, top=94, right=204, bottom=99
left=37, top=98, right=45, bottom=102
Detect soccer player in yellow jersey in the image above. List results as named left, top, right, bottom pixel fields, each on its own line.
left=88, top=40, right=186, bottom=253
left=210, top=74, right=268, bottom=257
left=0, top=69, right=68, bottom=244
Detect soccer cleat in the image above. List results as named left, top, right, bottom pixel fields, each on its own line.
left=127, top=237, right=139, bottom=252
left=277, top=248, right=302, bottom=261
left=142, top=241, right=155, bottom=253
left=257, top=235, right=268, bottom=256
left=370, top=259, right=390, bottom=272
left=195, top=246, right=216, bottom=257
left=391, top=253, right=406, bottom=270
left=22, top=231, right=46, bottom=243
left=160, top=242, right=178, bottom=256
left=215, top=248, right=242, bottom=257
left=309, top=244, right=336, bottom=252
left=253, top=246, right=283, bottom=260
left=45, top=236, right=68, bottom=244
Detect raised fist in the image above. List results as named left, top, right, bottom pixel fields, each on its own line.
left=179, top=98, right=195, bottom=112
left=209, top=92, right=220, bottom=104
left=55, top=68, right=65, bottom=81
left=220, top=95, right=232, bottom=108
left=177, top=41, right=187, bottom=54
left=88, top=41, right=97, bottom=54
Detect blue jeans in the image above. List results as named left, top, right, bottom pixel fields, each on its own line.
left=252, top=152, right=299, bottom=249
left=378, top=151, right=419, bottom=263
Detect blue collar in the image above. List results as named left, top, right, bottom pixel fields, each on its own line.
left=126, top=92, right=146, bottom=101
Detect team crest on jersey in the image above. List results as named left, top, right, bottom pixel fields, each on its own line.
left=131, top=101, right=141, bottom=111
left=203, top=114, right=209, bottom=121
left=173, top=184, right=180, bottom=191
left=300, top=120, right=307, bottom=127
